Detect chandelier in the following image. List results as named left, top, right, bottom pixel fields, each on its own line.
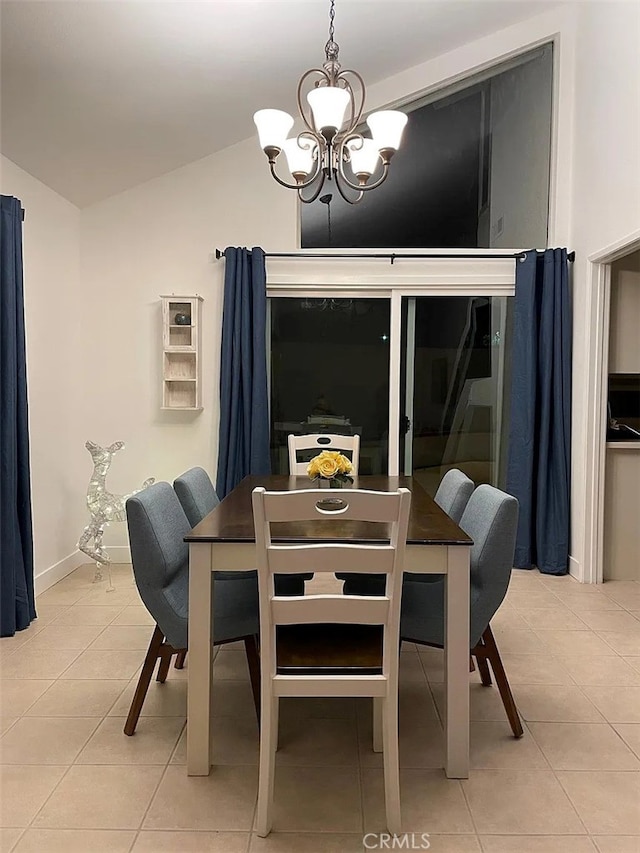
left=253, top=0, right=407, bottom=205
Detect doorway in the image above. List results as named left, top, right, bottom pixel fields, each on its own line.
left=583, top=230, right=640, bottom=583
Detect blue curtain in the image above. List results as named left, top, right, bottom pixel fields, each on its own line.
left=216, top=247, right=271, bottom=498
left=1, top=196, right=36, bottom=635
left=506, top=248, right=572, bottom=575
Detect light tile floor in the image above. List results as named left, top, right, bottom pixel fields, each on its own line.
left=1, top=563, right=639, bottom=852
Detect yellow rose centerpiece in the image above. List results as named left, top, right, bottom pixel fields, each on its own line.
left=307, top=450, right=354, bottom=488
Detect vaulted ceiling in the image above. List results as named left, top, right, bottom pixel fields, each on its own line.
left=1, top=0, right=562, bottom=207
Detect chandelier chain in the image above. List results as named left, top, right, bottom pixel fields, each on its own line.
left=325, top=0, right=339, bottom=62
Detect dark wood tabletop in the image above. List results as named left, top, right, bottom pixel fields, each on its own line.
left=185, top=475, right=472, bottom=547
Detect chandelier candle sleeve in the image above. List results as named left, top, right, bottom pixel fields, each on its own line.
left=252, top=0, right=407, bottom=205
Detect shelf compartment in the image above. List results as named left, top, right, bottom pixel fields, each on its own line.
left=168, top=326, right=193, bottom=348
left=167, top=301, right=192, bottom=322
left=163, top=380, right=198, bottom=409
left=164, top=352, right=197, bottom=380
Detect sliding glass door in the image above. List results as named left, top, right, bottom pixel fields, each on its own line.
left=268, top=290, right=513, bottom=488
left=400, top=295, right=513, bottom=495
left=269, top=297, right=391, bottom=475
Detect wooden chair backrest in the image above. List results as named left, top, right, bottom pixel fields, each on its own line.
left=287, top=433, right=360, bottom=475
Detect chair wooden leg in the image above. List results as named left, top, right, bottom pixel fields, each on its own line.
left=244, top=635, right=261, bottom=724
left=474, top=647, right=493, bottom=686
left=256, top=694, right=278, bottom=837
left=124, top=625, right=164, bottom=736
left=481, top=625, right=523, bottom=738
left=382, top=692, right=401, bottom=834
left=469, top=655, right=476, bottom=673
left=156, top=650, right=172, bottom=683
left=175, top=650, right=187, bottom=669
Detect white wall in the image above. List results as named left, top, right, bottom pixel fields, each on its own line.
left=79, top=138, right=297, bottom=547
left=570, top=0, right=640, bottom=577
left=0, top=156, right=86, bottom=586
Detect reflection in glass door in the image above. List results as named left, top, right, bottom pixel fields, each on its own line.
left=400, top=296, right=513, bottom=495
left=269, top=297, right=391, bottom=475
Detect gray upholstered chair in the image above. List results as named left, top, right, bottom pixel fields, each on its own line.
left=434, top=468, right=474, bottom=523
left=340, top=468, right=475, bottom=594
left=173, top=466, right=309, bottom=595
left=123, top=481, right=260, bottom=735
left=173, top=465, right=220, bottom=528
left=173, top=467, right=253, bottom=582
left=401, top=484, right=523, bottom=737
left=409, top=468, right=475, bottom=586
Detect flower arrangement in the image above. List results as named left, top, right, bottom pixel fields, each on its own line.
left=307, top=450, right=354, bottom=488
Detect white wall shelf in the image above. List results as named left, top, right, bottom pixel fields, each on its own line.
left=160, top=295, right=203, bottom=411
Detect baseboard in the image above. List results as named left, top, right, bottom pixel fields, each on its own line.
left=568, top=554, right=584, bottom=583
left=103, top=545, right=132, bottom=563
left=34, top=546, right=132, bottom=596
left=35, top=550, right=85, bottom=596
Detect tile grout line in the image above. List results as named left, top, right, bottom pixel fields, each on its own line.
left=135, top=759, right=172, bottom=837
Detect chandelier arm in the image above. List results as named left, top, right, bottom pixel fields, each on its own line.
left=333, top=173, right=364, bottom=205
left=268, top=131, right=324, bottom=191
left=269, top=161, right=312, bottom=192
left=355, top=161, right=392, bottom=192
left=298, top=173, right=329, bottom=205
left=297, top=67, right=332, bottom=134
left=334, top=69, right=366, bottom=136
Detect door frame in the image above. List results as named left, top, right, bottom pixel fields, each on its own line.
left=582, top=228, right=640, bottom=583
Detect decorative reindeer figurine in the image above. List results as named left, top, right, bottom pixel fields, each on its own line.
left=78, top=441, right=154, bottom=590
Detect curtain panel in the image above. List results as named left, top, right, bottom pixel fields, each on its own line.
left=0, top=196, right=36, bottom=635
left=506, top=248, right=572, bottom=575
left=216, top=247, right=271, bottom=498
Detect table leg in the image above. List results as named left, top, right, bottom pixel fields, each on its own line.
left=187, top=543, right=213, bottom=775
left=444, top=545, right=470, bottom=779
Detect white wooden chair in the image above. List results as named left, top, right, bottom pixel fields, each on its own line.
left=251, top=486, right=411, bottom=836
left=287, top=433, right=360, bottom=475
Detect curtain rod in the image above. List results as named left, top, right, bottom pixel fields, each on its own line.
left=215, top=249, right=575, bottom=265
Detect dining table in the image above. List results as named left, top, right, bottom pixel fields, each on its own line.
left=185, top=473, right=472, bottom=779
